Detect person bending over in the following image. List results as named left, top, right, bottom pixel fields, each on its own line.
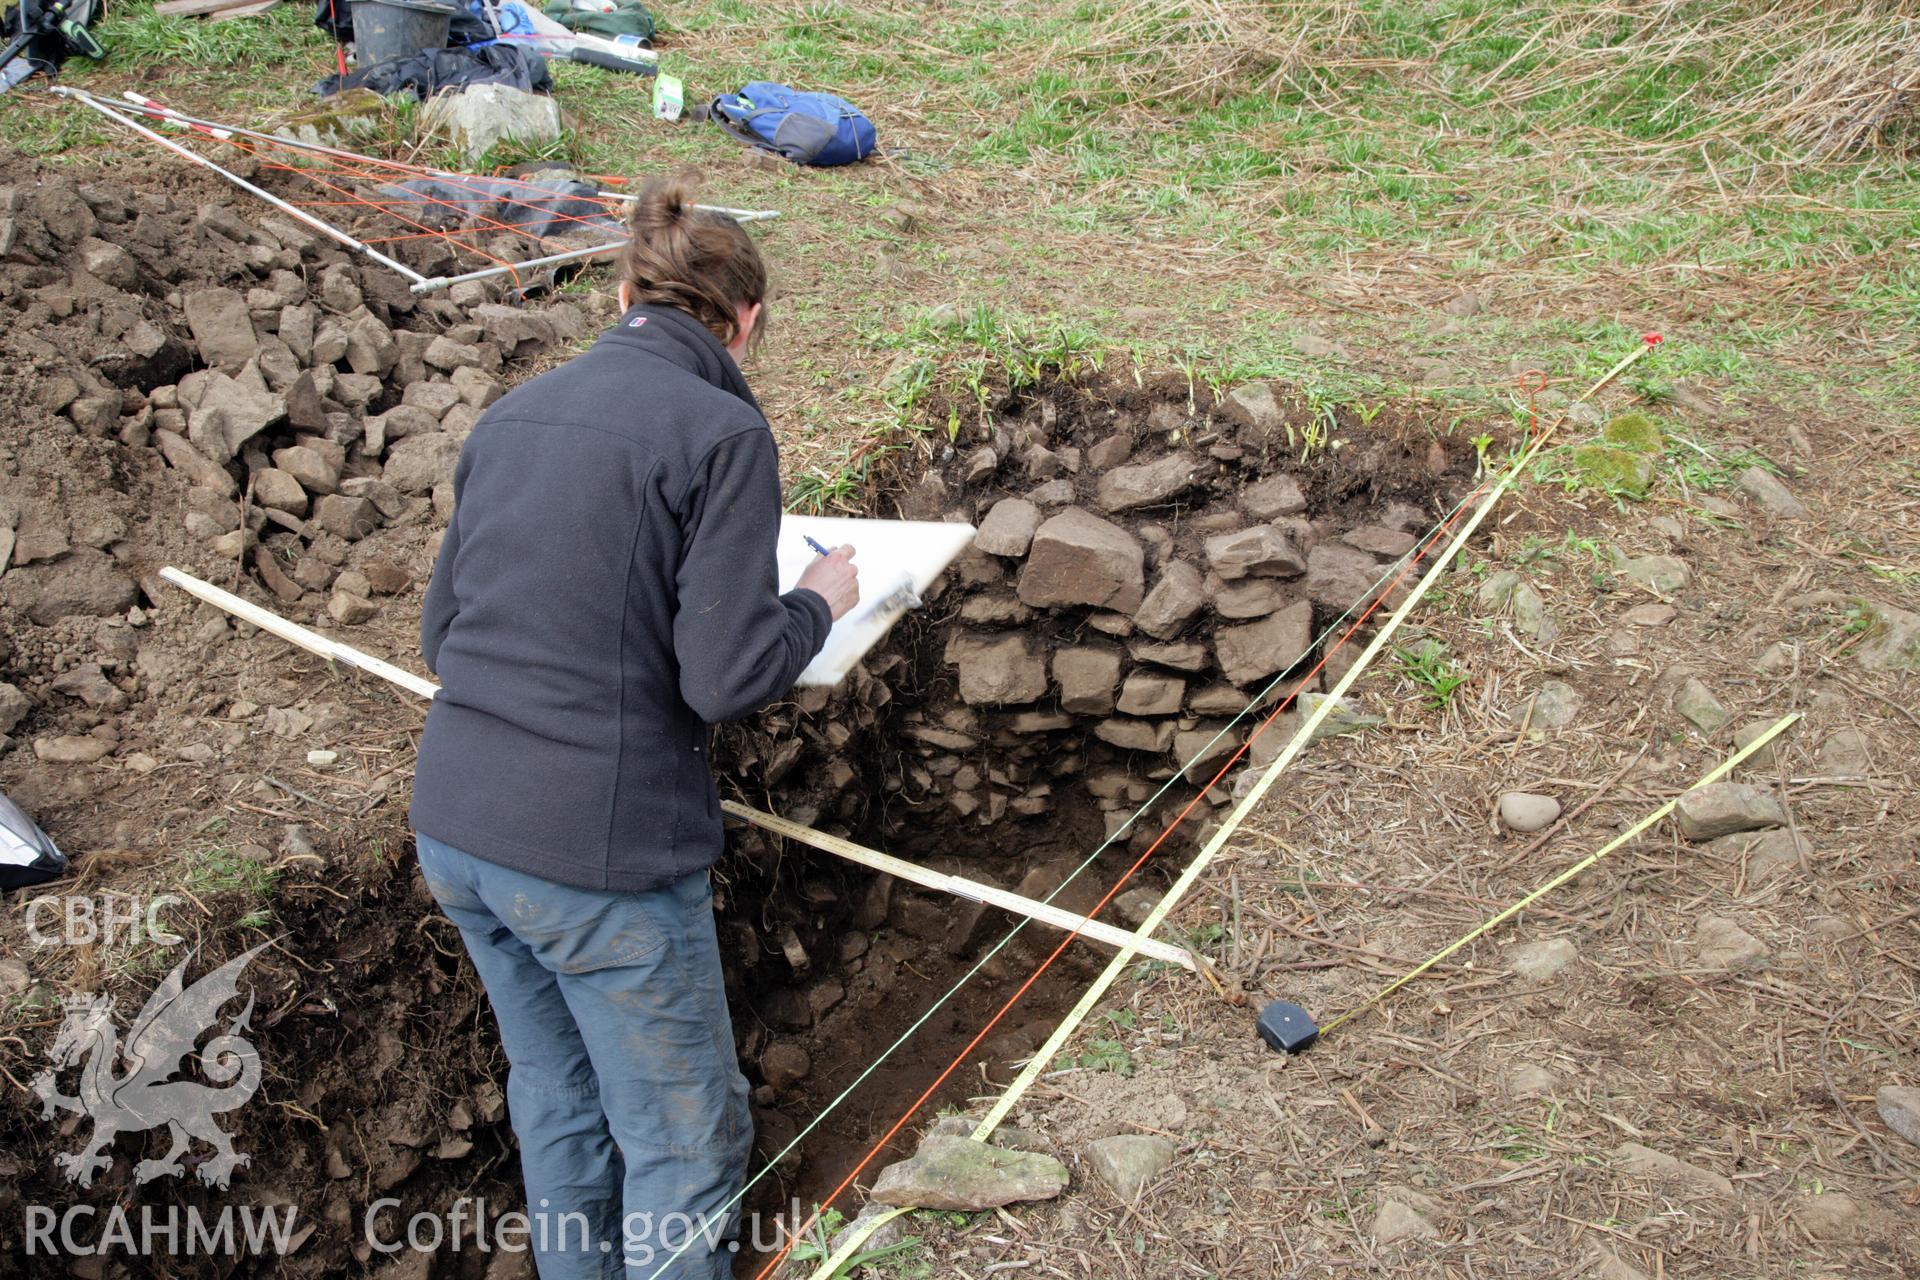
left=410, top=174, right=858, bottom=1279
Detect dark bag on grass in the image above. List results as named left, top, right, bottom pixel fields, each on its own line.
left=0, top=790, right=65, bottom=891
left=708, top=81, right=876, bottom=166
left=318, top=42, right=551, bottom=99
left=541, top=0, right=654, bottom=44
left=1, top=0, right=103, bottom=92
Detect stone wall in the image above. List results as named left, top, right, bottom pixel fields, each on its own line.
left=722, top=386, right=1461, bottom=862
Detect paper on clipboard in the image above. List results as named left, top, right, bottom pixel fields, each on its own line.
left=778, top=515, right=976, bottom=687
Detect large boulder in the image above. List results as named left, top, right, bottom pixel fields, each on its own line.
left=273, top=444, right=342, bottom=496
left=382, top=433, right=464, bottom=495
left=1239, top=473, right=1306, bottom=519
left=1085, top=1135, right=1175, bottom=1201
left=154, top=430, right=237, bottom=496
left=1857, top=602, right=1920, bottom=672
left=944, top=632, right=1047, bottom=706
left=1116, top=671, right=1183, bottom=716
left=1017, top=508, right=1144, bottom=614
left=1878, top=1086, right=1920, bottom=1148
left=10, top=548, right=138, bottom=624
left=186, top=370, right=286, bottom=463
left=868, top=1135, right=1068, bottom=1212
left=1132, top=560, right=1205, bottom=639
left=1221, top=381, right=1284, bottom=443
left=1095, top=453, right=1197, bottom=513
left=309, top=494, right=380, bottom=541
left=182, top=287, right=259, bottom=369
left=973, top=498, right=1042, bottom=557
left=1305, top=542, right=1384, bottom=610
left=343, top=311, right=398, bottom=376
left=471, top=303, right=557, bottom=358
left=250, top=468, right=309, bottom=517
left=1204, top=525, right=1305, bottom=580
left=1674, top=782, right=1785, bottom=841
left=364, top=405, right=440, bottom=456
left=419, top=84, right=565, bottom=162
left=1093, top=718, right=1174, bottom=753
left=1053, top=645, right=1121, bottom=715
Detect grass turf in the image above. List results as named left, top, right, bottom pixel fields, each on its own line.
left=5, top=0, right=1915, bottom=505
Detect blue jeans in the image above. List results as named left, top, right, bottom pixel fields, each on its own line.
left=416, top=834, right=751, bottom=1280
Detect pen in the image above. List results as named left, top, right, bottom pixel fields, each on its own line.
left=803, top=535, right=831, bottom=557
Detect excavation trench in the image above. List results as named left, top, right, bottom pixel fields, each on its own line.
left=0, top=164, right=1469, bottom=1275
left=709, top=371, right=1466, bottom=1235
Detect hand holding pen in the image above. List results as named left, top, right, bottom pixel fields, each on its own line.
left=796, top=536, right=860, bottom=620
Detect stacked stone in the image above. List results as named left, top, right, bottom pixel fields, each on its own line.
left=1, top=178, right=609, bottom=632
left=897, top=417, right=1431, bottom=840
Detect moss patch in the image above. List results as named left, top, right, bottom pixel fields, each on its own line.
left=1601, top=411, right=1664, bottom=453
left=1572, top=444, right=1656, bottom=498
left=276, top=88, right=395, bottom=148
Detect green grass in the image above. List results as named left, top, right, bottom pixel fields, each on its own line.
left=2, top=0, right=1913, bottom=454
left=783, top=1206, right=927, bottom=1279
left=179, top=846, right=280, bottom=901
left=103, top=5, right=310, bottom=64
left=1055, top=1035, right=1135, bottom=1077
left=1394, top=640, right=1470, bottom=711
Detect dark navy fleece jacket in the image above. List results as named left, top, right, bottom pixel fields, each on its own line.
left=410, top=304, right=832, bottom=891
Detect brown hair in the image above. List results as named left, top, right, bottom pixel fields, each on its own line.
left=617, top=173, right=769, bottom=350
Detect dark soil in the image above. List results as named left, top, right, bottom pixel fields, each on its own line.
left=0, top=154, right=1468, bottom=1278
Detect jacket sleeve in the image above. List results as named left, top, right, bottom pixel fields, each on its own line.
left=673, top=428, right=833, bottom=722
left=419, top=492, right=463, bottom=677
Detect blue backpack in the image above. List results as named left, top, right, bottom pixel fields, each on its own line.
left=708, top=81, right=877, bottom=166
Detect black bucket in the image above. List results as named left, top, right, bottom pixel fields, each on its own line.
left=353, top=0, right=460, bottom=68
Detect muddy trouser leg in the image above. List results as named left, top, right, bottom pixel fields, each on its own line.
left=416, top=834, right=752, bottom=1280
left=417, top=834, right=625, bottom=1279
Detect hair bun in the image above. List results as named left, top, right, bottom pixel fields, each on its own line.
left=618, top=172, right=769, bottom=350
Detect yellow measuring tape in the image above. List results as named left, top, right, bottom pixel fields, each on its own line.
left=1321, top=710, right=1796, bottom=1034
left=804, top=341, right=1661, bottom=1276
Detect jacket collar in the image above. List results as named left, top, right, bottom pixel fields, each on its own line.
left=596, top=303, right=761, bottom=413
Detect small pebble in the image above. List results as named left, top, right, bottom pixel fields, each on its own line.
left=1498, top=791, right=1562, bottom=833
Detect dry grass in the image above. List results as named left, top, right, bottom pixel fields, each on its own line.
left=1037, top=0, right=1920, bottom=160
left=1485, top=0, right=1920, bottom=159
left=1749, top=12, right=1920, bottom=158
left=912, top=393, right=1920, bottom=1276
left=1049, top=0, right=1384, bottom=107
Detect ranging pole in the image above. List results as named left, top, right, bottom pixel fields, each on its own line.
left=68, top=87, right=780, bottom=297
left=157, top=567, right=1199, bottom=971
left=52, top=88, right=430, bottom=287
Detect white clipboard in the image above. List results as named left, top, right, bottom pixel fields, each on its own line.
left=777, top=515, right=976, bottom=687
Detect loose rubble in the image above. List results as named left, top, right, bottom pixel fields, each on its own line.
left=1084, top=1134, right=1175, bottom=1201
left=1611, top=1143, right=1734, bottom=1198
left=0, top=172, right=597, bottom=651
left=867, top=1134, right=1069, bottom=1211
left=1673, top=782, right=1786, bottom=841
left=1497, top=791, right=1560, bottom=833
